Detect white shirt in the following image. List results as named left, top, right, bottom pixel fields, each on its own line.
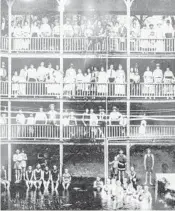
left=153, top=68, right=163, bottom=79
left=37, top=66, right=47, bottom=81
left=35, top=112, right=47, bottom=122
left=27, top=68, right=37, bottom=80
left=16, top=114, right=26, bottom=124
left=107, top=69, right=116, bottom=79
left=40, top=23, right=51, bottom=37
left=66, top=68, right=76, bottom=80
left=144, top=71, right=153, bottom=83
left=27, top=117, right=35, bottom=125
left=48, top=110, right=58, bottom=121
left=109, top=111, right=121, bottom=122
left=90, top=113, right=98, bottom=126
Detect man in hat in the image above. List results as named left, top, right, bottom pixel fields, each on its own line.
left=116, top=149, right=127, bottom=183
left=153, top=63, right=163, bottom=96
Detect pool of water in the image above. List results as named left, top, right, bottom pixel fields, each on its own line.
left=1, top=180, right=175, bottom=210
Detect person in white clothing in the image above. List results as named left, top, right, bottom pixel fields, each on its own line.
left=139, top=119, right=147, bottom=135
left=40, top=17, right=51, bottom=37
left=143, top=66, right=154, bottom=98
left=19, top=65, right=28, bottom=95
left=109, top=106, right=122, bottom=125
left=107, top=64, right=116, bottom=96
left=64, top=63, right=76, bottom=97
left=163, top=67, right=174, bottom=99
left=16, top=110, right=26, bottom=137
left=156, top=22, right=164, bottom=52
left=53, top=65, right=62, bottom=97
left=37, top=62, right=47, bottom=95
left=22, top=21, right=30, bottom=50
left=153, top=63, right=163, bottom=96
left=27, top=113, right=35, bottom=137
left=115, top=64, right=126, bottom=96
left=47, top=104, right=58, bottom=125
left=97, top=67, right=107, bottom=96
left=27, top=64, right=37, bottom=95
left=19, top=149, right=27, bottom=180
left=13, top=149, right=22, bottom=183
left=76, top=69, right=84, bottom=96
left=35, top=107, right=47, bottom=125
left=89, top=108, right=98, bottom=140
left=12, top=71, right=19, bottom=97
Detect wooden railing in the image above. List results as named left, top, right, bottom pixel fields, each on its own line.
left=1, top=36, right=175, bottom=53
left=1, top=125, right=175, bottom=141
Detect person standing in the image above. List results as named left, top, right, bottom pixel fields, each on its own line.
left=47, top=104, right=58, bottom=137
left=116, top=149, right=127, bottom=183
left=115, top=64, right=126, bottom=96
left=89, top=108, right=99, bottom=140
left=153, top=63, right=163, bottom=96
left=16, top=110, right=26, bottom=137
left=109, top=156, right=118, bottom=178
left=163, top=67, right=174, bottom=99
left=27, top=64, right=37, bottom=95
left=82, top=108, right=90, bottom=137
left=107, top=64, right=116, bottom=96
left=26, top=113, right=35, bottom=137
left=20, top=149, right=28, bottom=180
left=97, top=67, right=107, bottom=96
left=143, top=66, right=154, bottom=99
left=35, top=107, right=47, bottom=137
left=13, top=149, right=22, bottom=183
left=144, top=148, right=154, bottom=185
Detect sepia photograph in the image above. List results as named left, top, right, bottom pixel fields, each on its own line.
left=1, top=0, right=175, bottom=210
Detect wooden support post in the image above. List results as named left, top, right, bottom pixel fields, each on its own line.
left=104, top=138, right=109, bottom=184
left=59, top=0, right=64, bottom=180
left=126, top=142, right=131, bottom=172
left=8, top=143, right=12, bottom=181
left=59, top=143, right=63, bottom=178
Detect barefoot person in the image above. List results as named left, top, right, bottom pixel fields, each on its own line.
left=109, top=156, right=118, bottom=178
left=144, top=148, right=154, bottom=185
left=0, top=165, right=10, bottom=190
left=25, top=166, right=34, bottom=189
left=33, top=164, right=43, bottom=189
left=51, top=165, right=60, bottom=191
left=62, top=169, right=71, bottom=190
left=43, top=166, right=51, bottom=191
left=93, top=176, right=104, bottom=191
left=13, top=149, right=22, bottom=183
left=116, top=149, right=126, bottom=183
left=20, top=149, right=28, bottom=180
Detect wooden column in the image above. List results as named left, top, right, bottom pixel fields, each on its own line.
left=59, top=0, right=64, bottom=179
left=126, top=142, right=131, bottom=172
left=8, top=143, right=12, bottom=181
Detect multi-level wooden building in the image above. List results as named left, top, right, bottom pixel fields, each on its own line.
left=1, top=0, right=175, bottom=183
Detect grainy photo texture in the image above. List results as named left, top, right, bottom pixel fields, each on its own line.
left=1, top=0, right=175, bottom=210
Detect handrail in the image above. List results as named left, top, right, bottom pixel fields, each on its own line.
left=1, top=36, right=175, bottom=53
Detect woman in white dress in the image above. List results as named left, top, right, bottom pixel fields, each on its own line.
left=143, top=66, right=154, bottom=99
left=13, top=23, right=23, bottom=51
left=22, top=21, right=31, bottom=50
left=163, top=67, right=174, bottom=99
left=115, top=64, right=126, bottom=96
left=97, top=67, right=107, bottom=96
left=140, top=24, right=149, bottom=51
left=139, top=119, right=147, bottom=135
left=83, top=72, right=90, bottom=97
left=12, top=71, right=19, bottom=97
left=53, top=65, right=62, bottom=97
left=76, top=69, right=84, bottom=96
left=19, top=65, right=28, bottom=95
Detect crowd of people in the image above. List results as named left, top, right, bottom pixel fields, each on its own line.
left=1, top=105, right=126, bottom=139
left=1, top=61, right=175, bottom=98
left=1, top=148, right=154, bottom=210
left=2, top=14, right=175, bottom=51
